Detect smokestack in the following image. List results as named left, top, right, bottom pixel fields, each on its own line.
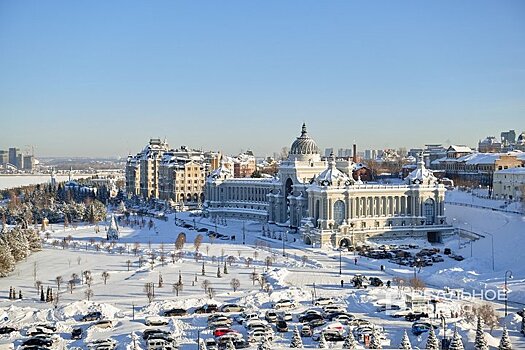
left=352, top=144, right=357, bottom=163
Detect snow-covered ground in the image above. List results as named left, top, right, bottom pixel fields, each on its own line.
left=1, top=189, right=524, bottom=349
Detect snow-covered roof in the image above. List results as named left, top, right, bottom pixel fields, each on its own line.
left=314, top=156, right=352, bottom=187
left=447, top=145, right=472, bottom=153
left=404, top=158, right=437, bottom=185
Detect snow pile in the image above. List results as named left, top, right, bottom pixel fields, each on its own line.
left=59, top=300, right=123, bottom=321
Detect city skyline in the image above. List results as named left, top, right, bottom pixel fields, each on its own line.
left=1, top=1, right=524, bottom=157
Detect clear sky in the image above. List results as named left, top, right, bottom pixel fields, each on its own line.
left=1, top=1, right=524, bottom=158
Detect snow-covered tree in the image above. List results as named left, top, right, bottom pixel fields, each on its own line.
left=290, top=326, right=303, bottom=348
left=0, top=241, right=15, bottom=277
left=225, top=338, right=235, bottom=350
left=475, top=317, right=489, bottom=350
left=257, top=335, right=271, bottom=350
left=449, top=329, right=465, bottom=350
left=318, top=332, right=327, bottom=348
left=24, top=228, right=42, bottom=252
left=399, top=330, right=412, bottom=349
left=498, top=326, right=512, bottom=350
left=425, top=326, right=440, bottom=350
left=5, top=228, right=29, bottom=261
left=342, top=331, right=358, bottom=349
left=369, top=327, right=383, bottom=349
left=198, top=338, right=207, bottom=350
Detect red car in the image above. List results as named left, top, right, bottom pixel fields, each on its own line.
left=213, top=327, right=236, bottom=337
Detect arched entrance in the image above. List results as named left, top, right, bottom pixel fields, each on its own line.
left=339, top=238, right=351, bottom=248
left=304, top=235, right=312, bottom=245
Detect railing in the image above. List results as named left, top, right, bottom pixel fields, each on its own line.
left=445, top=201, right=522, bottom=215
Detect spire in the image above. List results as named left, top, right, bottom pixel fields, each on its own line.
left=301, top=123, right=307, bottom=137
left=328, top=151, right=336, bottom=168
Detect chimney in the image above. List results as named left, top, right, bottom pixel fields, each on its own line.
left=352, top=144, right=357, bottom=163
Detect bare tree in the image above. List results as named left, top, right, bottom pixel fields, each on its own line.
left=132, top=242, right=140, bottom=256
left=144, top=282, right=154, bottom=303
left=85, top=288, right=94, bottom=301
left=207, top=287, right=216, bottom=299
left=35, top=280, right=42, bottom=295
left=250, top=270, right=259, bottom=286
left=201, top=279, right=211, bottom=294
left=194, top=234, right=203, bottom=251
left=55, top=276, right=63, bottom=291
left=101, top=271, right=110, bottom=285
left=245, top=257, right=253, bottom=268
left=265, top=256, right=272, bottom=269
left=126, top=259, right=131, bottom=271
left=253, top=251, right=259, bottom=261
left=173, top=282, right=183, bottom=296
left=68, top=279, right=75, bottom=294
left=409, top=277, right=426, bottom=291
left=465, top=303, right=498, bottom=334
left=227, top=256, right=235, bottom=266
left=230, top=278, right=240, bottom=292
left=175, top=233, right=186, bottom=250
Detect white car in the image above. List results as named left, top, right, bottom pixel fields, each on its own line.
left=314, top=297, right=335, bottom=306
left=245, top=319, right=269, bottom=330
left=145, top=316, right=169, bottom=326
left=248, top=330, right=274, bottom=343
left=323, top=304, right=346, bottom=314
left=272, top=299, right=297, bottom=310
left=236, top=312, right=259, bottom=325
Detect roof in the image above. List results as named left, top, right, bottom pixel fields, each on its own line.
left=495, top=167, right=525, bottom=175
left=447, top=145, right=472, bottom=153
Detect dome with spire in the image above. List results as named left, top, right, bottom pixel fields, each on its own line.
left=314, top=153, right=353, bottom=187
left=405, top=156, right=437, bottom=185
left=290, top=123, right=320, bottom=156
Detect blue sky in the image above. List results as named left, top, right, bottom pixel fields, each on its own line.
left=1, top=1, right=524, bottom=157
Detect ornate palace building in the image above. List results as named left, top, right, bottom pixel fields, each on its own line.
left=204, top=124, right=454, bottom=248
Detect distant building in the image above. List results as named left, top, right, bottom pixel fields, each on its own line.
left=501, top=130, right=516, bottom=145
left=337, top=148, right=352, bottom=158
left=324, top=148, right=334, bottom=158
left=0, top=147, right=34, bottom=171
left=493, top=167, right=525, bottom=201
left=478, top=136, right=502, bottom=153
left=0, top=150, right=8, bottom=165
left=8, top=147, right=20, bottom=167
left=205, top=124, right=453, bottom=247
left=125, top=139, right=210, bottom=203
left=233, top=151, right=256, bottom=178
left=364, top=149, right=378, bottom=160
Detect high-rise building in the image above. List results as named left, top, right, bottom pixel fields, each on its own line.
left=0, top=150, right=8, bottom=165
left=324, top=148, right=334, bottom=158
left=8, top=148, right=20, bottom=168
left=501, top=130, right=516, bottom=145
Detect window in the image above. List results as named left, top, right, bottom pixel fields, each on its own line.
left=333, top=200, right=345, bottom=225
left=424, top=199, right=435, bottom=225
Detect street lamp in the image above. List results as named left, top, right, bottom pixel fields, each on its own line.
left=282, top=231, right=286, bottom=257
left=505, top=270, right=513, bottom=317
left=482, top=231, right=495, bottom=271
left=339, top=248, right=342, bottom=275
left=242, top=221, right=245, bottom=245
left=414, top=258, right=421, bottom=280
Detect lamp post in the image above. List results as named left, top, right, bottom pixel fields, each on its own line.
left=505, top=270, right=513, bottom=317
left=242, top=221, right=245, bottom=245
left=414, top=258, right=421, bottom=280
left=282, top=232, right=286, bottom=257
left=339, top=248, right=342, bottom=275
left=482, top=231, right=495, bottom=271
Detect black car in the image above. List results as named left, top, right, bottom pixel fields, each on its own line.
left=22, top=338, right=53, bottom=347
left=405, top=312, right=429, bottom=322
left=324, top=332, right=345, bottom=341
left=195, top=304, right=219, bottom=314
left=143, top=329, right=172, bottom=340
left=71, top=327, right=83, bottom=339
left=308, top=319, right=327, bottom=329
left=298, top=313, right=323, bottom=323
left=163, top=308, right=187, bottom=317
left=0, top=326, right=17, bottom=335
left=81, top=311, right=102, bottom=322
left=443, top=248, right=452, bottom=255
left=369, top=277, right=384, bottom=287
left=276, top=320, right=288, bottom=332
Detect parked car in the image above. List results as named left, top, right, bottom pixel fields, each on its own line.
left=275, top=320, right=288, bottom=332
left=236, top=312, right=259, bottom=325
left=376, top=304, right=401, bottom=312
left=298, top=312, right=323, bottom=323
left=22, top=338, right=54, bottom=347
left=443, top=248, right=452, bottom=255
left=163, top=308, right=187, bottom=317
left=219, top=304, right=245, bottom=313
left=272, top=299, right=296, bottom=310
left=81, top=311, right=102, bottom=322
left=195, top=304, right=219, bottom=314
left=93, top=320, right=113, bottom=329
left=71, top=327, right=83, bottom=339
left=432, top=255, right=444, bottom=262
left=213, top=327, right=236, bottom=338
left=411, top=322, right=438, bottom=336
left=323, top=305, right=346, bottom=314
left=248, top=330, right=273, bottom=343
left=369, top=277, right=384, bottom=287
left=312, top=329, right=343, bottom=341
left=265, top=310, right=278, bottom=323
left=331, top=314, right=354, bottom=324
left=205, top=338, right=217, bottom=350
left=405, top=312, right=429, bottom=322
left=314, top=297, right=335, bottom=306
left=143, top=329, right=172, bottom=340
left=351, top=274, right=369, bottom=288
left=0, top=326, right=17, bottom=335
left=300, top=324, right=312, bottom=337
left=145, top=316, right=169, bottom=326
